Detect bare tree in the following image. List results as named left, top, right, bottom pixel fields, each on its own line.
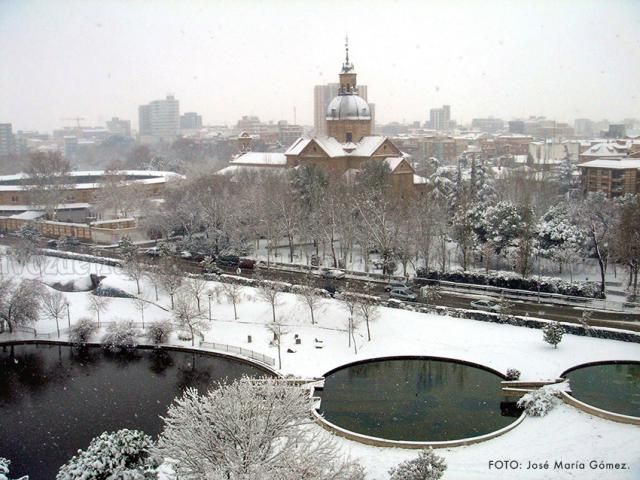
left=158, top=259, right=183, bottom=309
left=25, top=151, right=72, bottom=220
left=256, top=278, right=281, bottom=323
left=357, top=294, right=379, bottom=341
left=296, top=285, right=324, bottom=325
left=88, top=294, right=110, bottom=327
left=41, top=290, right=66, bottom=338
left=0, top=279, right=43, bottom=333
left=340, top=292, right=360, bottom=353
left=133, top=296, right=148, bottom=329
left=173, top=293, right=207, bottom=346
left=266, top=319, right=289, bottom=370
left=186, top=276, right=208, bottom=313
left=154, top=378, right=365, bottom=480
left=221, top=282, right=243, bottom=320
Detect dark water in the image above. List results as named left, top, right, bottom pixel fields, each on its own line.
left=564, top=362, right=640, bottom=417
left=319, top=358, right=519, bottom=442
left=0, top=343, right=270, bottom=480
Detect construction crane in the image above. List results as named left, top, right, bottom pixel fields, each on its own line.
left=61, top=117, right=85, bottom=129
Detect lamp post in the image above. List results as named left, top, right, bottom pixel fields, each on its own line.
left=208, top=292, right=212, bottom=322
left=65, top=301, right=71, bottom=330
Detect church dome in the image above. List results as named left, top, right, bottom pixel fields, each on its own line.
left=326, top=95, right=371, bottom=121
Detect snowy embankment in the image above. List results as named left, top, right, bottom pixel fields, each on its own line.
left=1, top=254, right=639, bottom=480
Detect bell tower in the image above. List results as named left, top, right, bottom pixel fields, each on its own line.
left=339, top=37, right=357, bottom=95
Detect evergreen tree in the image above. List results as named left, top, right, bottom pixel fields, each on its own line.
left=388, top=448, right=447, bottom=480
left=543, top=321, right=564, bottom=349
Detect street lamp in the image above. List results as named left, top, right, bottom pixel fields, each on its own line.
left=207, top=292, right=213, bottom=322
left=65, top=301, right=71, bottom=330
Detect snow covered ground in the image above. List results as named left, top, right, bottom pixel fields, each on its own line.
left=2, top=254, right=639, bottom=479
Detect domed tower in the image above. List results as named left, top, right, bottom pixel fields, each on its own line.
left=326, top=39, right=372, bottom=143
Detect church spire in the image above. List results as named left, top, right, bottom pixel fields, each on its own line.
left=342, top=35, right=354, bottom=73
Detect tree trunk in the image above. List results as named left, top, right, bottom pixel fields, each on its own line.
left=288, top=235, right=294, bottom=263
left=366, top=317, right=371, bottom=341
left=233, top=302, right=238, bottom=320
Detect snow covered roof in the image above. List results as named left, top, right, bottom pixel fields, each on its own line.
left=581, top=143, right=626, bottom=158
left=578, top=159, right=640, bottom=170
left=383, top=157, right=404, bottom=171
left=7, top=210, right=46, bottom=220
left=285, top=136, right=390, bottom=158
left=0, top=202, right=90, bottom=212
left=230, top=152, right=287, bottom=166
left=0, top=170, right=183, bottom=191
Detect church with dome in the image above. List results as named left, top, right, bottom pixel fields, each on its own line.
left=221, top=43, right=427, bottom=195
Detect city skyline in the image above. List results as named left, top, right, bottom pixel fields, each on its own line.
left=1, top=0, right=639, bottom=132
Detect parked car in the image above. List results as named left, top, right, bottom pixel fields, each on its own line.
left=216, top=255, right=240, bottom=268
left=62, top=236, right=81, bottom=246
left=389, top=287, right=417, bottom=302
left=239, top=258, right=257, bottom=269
left=469, top=299, right=501, bottom=312
left=179, top=251, right=193, bottom=259
left=143, top=246, right=161, bottom=257
left=322, top=284, right=339, bottom=297
left=312, top=267, right=346, bottom=279
left=46, top=239, right=58, bottom=249
left=384, top=282, right=409, bottom=292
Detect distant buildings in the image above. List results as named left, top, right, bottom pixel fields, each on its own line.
left=471, top=118, right=504, bottom=134
left=106, top=117, right=131, bottom=137
left=574, top=118, right=594, bottom=138
left=0, top=124, right=16, bottom=156
left=578, top=141, right=640, bottom=197
left=180, top=112, right=203, bottom=131
left=138, top=95, right=180, bottom=143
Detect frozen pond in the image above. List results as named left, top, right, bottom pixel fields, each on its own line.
left=0, top=342, right=271, bottom=480
left=564, top=361, right=640, bottom=417
left=318, top=357, right=520, bottom=442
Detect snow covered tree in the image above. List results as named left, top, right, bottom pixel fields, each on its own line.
left=154, top=378, right=365, bottom=480
left=25, top=151, right=72, bottom=220
left=517, top=388, right=559, bottom=416
left=173, top=293, right=208, bottom=346
left=612, top=195, right=640, bottom=294
left=0, top=458, right=28, bottom=480
left=357, top=293, right=379, bottom=341
left=388, top=448, right=447, bottom=480
left=542, top=321, right=564, bottom=349
left=145, top=319, right=173, bottom=345
left=102, top=320, right=139, bottom=352
left=0, top=279, right=42, bottom=334
left=577, top=193, right=618, bottom=296
left=68, top=317, right=99, bottom=345
left=421, top=283, right=442, bottom=305
left=185, top=276, right=208, bottom=313
left=133, top=296, right=148, bottom=328
left=498, top=294, right=514, bottom=322
left=157, top=259, right=183, bottom=309
left=536, top=203, right=584, bottom=278
left=340, top=292, right=361, bottom=354
left=57, top=429, right=158, bottom=480
left=41, top=289, right=67, bottom=338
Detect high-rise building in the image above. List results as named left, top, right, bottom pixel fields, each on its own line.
left=0, top=124, right=16, bottom=156
left=138, top=95, right=180, bottom=142
left=106, top=117, right=131, bottom=137
left=180, top=112, right=203, bottom=130
left=427, top=105, right=451, bottom=131
left=574, top=118, right=594, bottom=138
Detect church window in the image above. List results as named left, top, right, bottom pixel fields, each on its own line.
left=346, top=132, right=353, bottom=142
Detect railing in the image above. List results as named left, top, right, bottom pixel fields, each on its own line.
left=200, top=341, right=275, bottom=367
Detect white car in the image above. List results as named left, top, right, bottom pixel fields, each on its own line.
left=470, top=299, right=501, bottom=312
left=312, top=267, right=346, bottom=279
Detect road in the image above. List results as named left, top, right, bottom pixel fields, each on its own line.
left=2, top=236, right=638, bottom=333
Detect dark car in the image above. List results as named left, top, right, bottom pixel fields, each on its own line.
left=239, top=258, right=257, bottom=269
left=217, top=255, right=240, bottom=268
left=46, top=239, right=58, bottom=249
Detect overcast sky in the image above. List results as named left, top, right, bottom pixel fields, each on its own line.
left=1, top=0, right=639, bottom=132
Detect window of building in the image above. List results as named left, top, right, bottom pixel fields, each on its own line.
left=346, top=132, right=353, bottom=142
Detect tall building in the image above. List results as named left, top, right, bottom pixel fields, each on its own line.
left=106, top=117, right=131, bottom=137
left=180, top=112, right=203, bottom=130
left=574, top=118, right=594, bottom=138
left=138, top=95, right=180, bottom=142
left=427, top=105, right=451, bottom=131
left=0, top=124, right=16, bottom=156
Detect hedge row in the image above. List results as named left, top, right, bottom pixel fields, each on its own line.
left=415, top=268, right=603, bottom=299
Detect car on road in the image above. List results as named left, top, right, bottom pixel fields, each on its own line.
left=384, top=282, right=409, bottom=292
left=389, top=287, right=417, bottom=302
left=143, top=246, right=161, bottom=257
left=469, top=299, right=501, bottom=312
left=46, top=239, right=58, bottom=249
left=179, top=250, right=193, bottom=259
left=312, top=267, right=346, bottom=279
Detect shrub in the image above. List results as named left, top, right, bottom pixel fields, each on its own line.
left=102, top=321, right=139, bottom=352
left=517, top=388, right=558, bottom=416
left=505, top=368, right=521, bottom=380
left=388, top=448, right=447, bottom=480
left=93, top=286, right=133, bottom=299
left=68, top=317, right=98, bottom=345
left=145, top=320, right=173, bottom=345
left=56, top=429, right=158, bottom=480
